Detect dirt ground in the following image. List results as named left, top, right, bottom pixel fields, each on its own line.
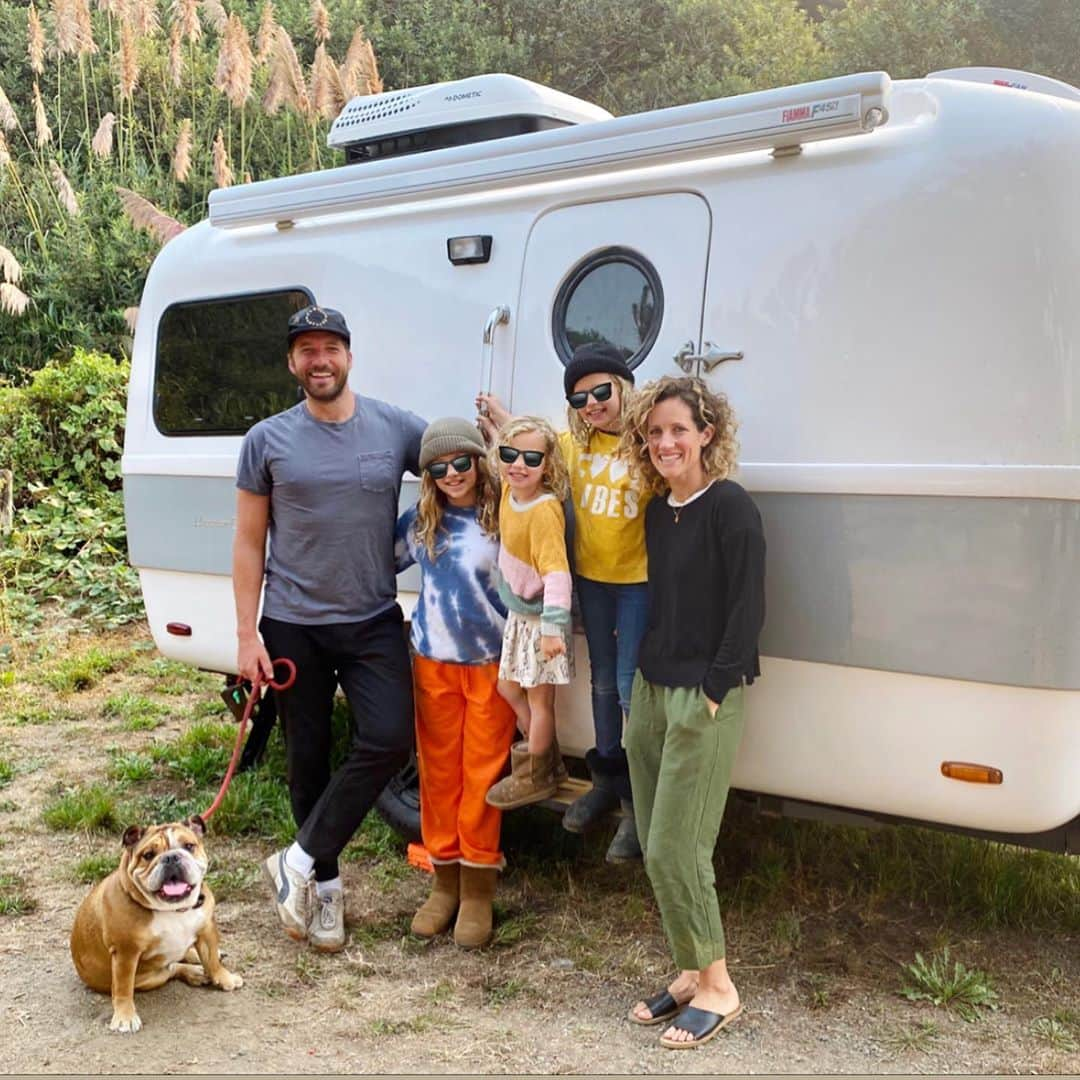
left=1, top=624, right=1078, bottom=1075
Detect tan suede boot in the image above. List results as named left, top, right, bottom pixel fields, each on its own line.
left=454, top=865, right=498, bottom=948
left=486, top=745, right=558, bottom=810
left=410, top=861, right=460, bottom=938
left=511, top=739, right=567, bottom=784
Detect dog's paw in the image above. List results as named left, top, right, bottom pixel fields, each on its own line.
left=109, top=1010, right=142, bottom=1034
left=216, top=970, right=243, bottom=992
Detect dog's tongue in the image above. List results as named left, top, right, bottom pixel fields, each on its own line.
left=161, top=881, right=192, bottom=898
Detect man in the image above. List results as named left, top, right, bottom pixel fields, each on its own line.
left=233, top=303, right=426, bottom=952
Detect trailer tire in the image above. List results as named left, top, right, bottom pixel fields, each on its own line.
left=375, top=753, right=421, bottom=843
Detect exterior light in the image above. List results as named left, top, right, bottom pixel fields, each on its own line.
left=940, top=761, right=1004, bottom=784
left=447, top=235, right=492, bottom=264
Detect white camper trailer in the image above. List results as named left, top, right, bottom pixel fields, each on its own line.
left=122, top=67, right=1080, bottom=853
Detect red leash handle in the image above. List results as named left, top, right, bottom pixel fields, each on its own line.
left=202, top=658, right=296, bottom=821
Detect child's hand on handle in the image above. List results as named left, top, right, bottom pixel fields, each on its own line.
left=541, top=634, right=566, bottom=660
left=476, top=392, right=511, bottom=444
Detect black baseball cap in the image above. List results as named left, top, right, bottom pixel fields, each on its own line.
left=287, top=304, right=351, bottom=346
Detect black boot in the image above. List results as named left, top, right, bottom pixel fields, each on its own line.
left=562, top=758, right=619, bottom=834
left=605, top=799, right=642, bottom=863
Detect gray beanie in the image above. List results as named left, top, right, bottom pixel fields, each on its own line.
left=419, top=417, right=488, bottom=469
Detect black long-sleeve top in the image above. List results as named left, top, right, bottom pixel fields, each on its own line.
left=637, top=479, right=766, bottom=703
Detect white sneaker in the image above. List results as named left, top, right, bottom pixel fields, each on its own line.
left=261, top=849, right=311, bottom=941
left=308, top=888, right=345, bottom=953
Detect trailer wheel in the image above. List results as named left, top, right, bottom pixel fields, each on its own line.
left=375, top=753, right=421, bottom=843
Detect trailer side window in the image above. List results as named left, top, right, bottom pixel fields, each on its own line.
left=552, top=247, right=663, bottom=368
left=153, top=288, right=312, bottom=436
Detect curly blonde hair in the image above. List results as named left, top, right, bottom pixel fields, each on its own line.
left=412, top=453, right=500, bottom=560
left=565, top=374, right=636, bottom=448
left=492, top=415, right=570, bottom=501
left=620, top=375, right=739, bottom=497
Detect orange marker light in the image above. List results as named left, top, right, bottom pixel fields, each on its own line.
left=940, top=761, right=1003, bottom=784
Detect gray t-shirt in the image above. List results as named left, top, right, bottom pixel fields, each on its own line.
left=236, top=396, right=426, bottom=625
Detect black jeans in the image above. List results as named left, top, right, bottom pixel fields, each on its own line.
left=260, top=606, right=414, bottom=881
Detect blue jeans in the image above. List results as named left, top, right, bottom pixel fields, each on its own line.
left=576, top=577, right=650, bottom=770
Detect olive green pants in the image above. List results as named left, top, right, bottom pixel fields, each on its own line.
left=625, top=673, right=745, bottom=971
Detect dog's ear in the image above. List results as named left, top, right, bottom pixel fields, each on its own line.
left=185, top=814, right=207, bottom=837
left=122, top=825, right=144, bottom=848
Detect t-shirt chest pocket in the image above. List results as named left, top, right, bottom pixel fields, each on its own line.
left=357, top=450, right=396, bottom=493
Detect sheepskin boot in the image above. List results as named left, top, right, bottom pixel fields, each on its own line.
left=454, top=865, right=498, bottom=948
left=410, top=861, right=459, bottom=938
left=510, top=739, right=567, bottom=784
left=486, top=744, right=559, bottom=810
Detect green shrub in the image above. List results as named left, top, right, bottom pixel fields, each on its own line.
left=0, top=350, right=141, bottom=631
left=42, top=785, right=121, bottom=832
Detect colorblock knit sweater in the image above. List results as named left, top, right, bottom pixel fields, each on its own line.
left=496, top=488, right=572, bottom=638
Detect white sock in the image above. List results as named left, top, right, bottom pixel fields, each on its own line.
left=284, top=842, right=315, bottom=878
left=315, top=876, right=342, bottom=898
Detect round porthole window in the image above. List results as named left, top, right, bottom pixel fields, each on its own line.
left=552, top=246, right=663, bottom=368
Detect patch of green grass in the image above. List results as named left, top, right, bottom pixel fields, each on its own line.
left=773, top=908, right=802, bottom=952
left=370, top=1016, right=433, bottom=1036
left=42, top=784, right=120, bottom=832
left=0, top=799, right=16, bottom=813
left=491, top=906, right=541, bottom=947
left=711, top=801, right=1080, bottom=933
left=160, top=722, right=235, bottom=785
left=5, top=703, right=74, bottom=726
left=0, top=757, right=13, bottom=787
left=124, top=791, right=201, bottom=823
left=483, top=977, right=526, bottom=1007
left=189, top=697, right=228, bottom=720
left=885, top=1020, right=941, bottom=1056
left=0, top=872, right=36, bottom=915
left=208, top=771, right=294, bottom=843
left=342, top=813, right=405, bottom=863
left=206, top=864, right=260, bottom=900
left=107, top=751, right=156, bottom=784
left=899, top=948, right=998, bottom=1021
left=133, top=658, right=217, bottom=696
left=102, top=693, right=170, bottom=730
left=42, top=647, right=127, bottom=693
left=801, top=972, right=832, bottom=1010
left=1031, top=1017, right=1079, bottom=1052
left=350, top=912, right=412, bottom=948
left=71, top=852, right=117, bottom=884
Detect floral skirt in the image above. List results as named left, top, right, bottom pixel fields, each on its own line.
left=498, top=611, right=574, bottom=688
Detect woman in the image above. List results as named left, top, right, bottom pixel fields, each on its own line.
left=477, top=342, right=651, bottom=861
left=620, top=375, right=765, bottom=1049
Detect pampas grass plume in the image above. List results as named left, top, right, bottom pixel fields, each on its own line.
left=311, top=0, right=329, bottom=43
left=123, top=306, right=140, bottom=332
left=0, top=283, right=30, bottom=317
left=52, top=161, right=80, bottom=216
left=33, top=82, right=52, bottom=146
left=117, top=186, right=186, bottom=242
left=0, top=132, right=11, bottom=169
left=211, top=127, right=232, bottom=188
left=119, top=19, right=140, bottom=97
left=254, top=0, right=276, bottom=63
left=173, top=117, right=192, bottom=181
left=91, top=111, right=115, bottom=157
left=27, top=4, right=46, bottom=74
left=311, top=42, right=344, bottom=121
left=272, top=26, right=310, bottom=116
left=0, top=245, right=22, bottom=285
left=0, top=85, right=18, bottom=132
left=201, top=0, right=227, bottom=34
left=74, top=0, right=99, bottom=55
left=172, top=0, right=201, bottom=43
left=214, top=13, right=253, bottom=108
left=53, top=0, right=80, bottom=56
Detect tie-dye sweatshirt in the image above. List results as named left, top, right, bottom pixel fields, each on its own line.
left=496, top=488, right=572, bottom=638
left=394, top=504, right=507, bottom=664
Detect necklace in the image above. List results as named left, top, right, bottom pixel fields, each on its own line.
left=668, top=479, right=715, bottom=524
left=672, top=504, right=684, bottom=525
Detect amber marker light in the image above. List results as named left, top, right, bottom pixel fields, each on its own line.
left=941, top=761, right=1003, bottom=784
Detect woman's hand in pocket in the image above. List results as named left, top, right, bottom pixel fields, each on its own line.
left=704, top=694, right=720, bottom=717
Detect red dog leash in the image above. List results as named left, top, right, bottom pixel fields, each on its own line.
left=202, top=658, right=296, bottom=821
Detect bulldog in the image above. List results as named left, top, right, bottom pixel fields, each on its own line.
left=70, top=814, right=242, bottom=1033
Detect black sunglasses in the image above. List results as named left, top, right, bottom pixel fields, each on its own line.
left=426, top=454, right=475, bottom=479
left=498, top=445, right=546, bottom=468
left=566, top=381, right=614, bottom=409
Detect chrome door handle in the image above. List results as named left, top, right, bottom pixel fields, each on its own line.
left=673, top=340, right=697, bottom=374
left=481, top=305, right=510, bottom=396
left=700, top=343, right=744, bottom=373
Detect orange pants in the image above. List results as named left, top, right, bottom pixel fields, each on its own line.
left=412, top=655, right=517, bottom=867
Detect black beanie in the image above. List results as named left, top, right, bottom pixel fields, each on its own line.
left=562, top=342, right=635, bottom=397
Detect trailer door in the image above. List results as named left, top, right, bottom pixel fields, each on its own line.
left=507, top=192, right=712, bottom=421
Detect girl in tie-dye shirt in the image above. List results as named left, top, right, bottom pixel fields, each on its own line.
left=394, top=418, right=516, bottom=949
